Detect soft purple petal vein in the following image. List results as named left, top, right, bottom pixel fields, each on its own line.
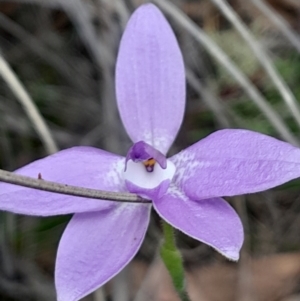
left=116, top=4, right=185, bottom=154
left=152, top=186, right=243, bottom=260
left=55, top=204, right=151, bottom=301
left=171, top=129, right=300, bottom=199
left=0, top=147, right=125, bottom=215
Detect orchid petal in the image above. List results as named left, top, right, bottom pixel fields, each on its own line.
left=0, top=147, right=125, bottom=216
left=152, top=186, right=243, bottom=260
left=55, top=204, right=151, bottom=301
left=116, top=4, right=185, bottom=154
left=171, top=129, right=300, bottom=200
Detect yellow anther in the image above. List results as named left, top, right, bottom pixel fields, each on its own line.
left=143, top=158, right=156, bottom=172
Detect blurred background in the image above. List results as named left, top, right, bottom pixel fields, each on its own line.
left=1, top=0, right=300, bottom=300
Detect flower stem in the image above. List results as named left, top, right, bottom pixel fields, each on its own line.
left=160, top=221, right=191, bottom=301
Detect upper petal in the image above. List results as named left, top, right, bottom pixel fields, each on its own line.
left=116, top=4, right=185, bottom=154
left=152, top=186, right=243, bottom=260
left=0, top=147, right=125, bottom=216
left=171, top=129, right=300, bottom=199
left=55, top=204, right=151, bottom=301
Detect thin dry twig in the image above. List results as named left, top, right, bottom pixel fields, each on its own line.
left=0, top=169, right=150, bottom=204
left=186, top=69, right=232, bottom=128
left=62, top=0, right=114, bottom=67
left=250, top=0, right=300, bottom=54
left=0, top=0, right=113, bottom=66
left=0, top=13, right=88, bottom=92
left=154, top=0, right=299, bottom=146
left=0, top=54, right=58, bottom=154
left=210, top=0, right=300, bottom=129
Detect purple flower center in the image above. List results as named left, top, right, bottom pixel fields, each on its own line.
left=123, top=140, right=176, bottom=199
left=125, top=141, right=167, bottom=172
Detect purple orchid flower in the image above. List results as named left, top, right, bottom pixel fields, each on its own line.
left=1, top=3, right=300, bottom=301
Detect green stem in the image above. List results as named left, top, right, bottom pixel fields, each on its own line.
left=160, top=221, right=191, bottom=301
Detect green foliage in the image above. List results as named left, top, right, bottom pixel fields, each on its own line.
left=160, top=221, right=190, bottom=301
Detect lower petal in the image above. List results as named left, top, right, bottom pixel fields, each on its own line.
left=55, top=203, right=151, bottom=301
left=0, top=147, right=125, bottom=216
left=152, top=186, right=243, bottom=260
left=126, top=179, right=170, bottom=199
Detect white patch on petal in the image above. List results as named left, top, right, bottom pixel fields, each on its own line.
left=124, top=159, right=176, bottom=189
left=141, top=130, right=173, bottom=155
left=100, top=158, right=126, bottom=191
left=220, top=248, right=239, bottom=261
left=171, top=151, right=199, bottom=185
left=168, top=184, right=186, bottom=199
